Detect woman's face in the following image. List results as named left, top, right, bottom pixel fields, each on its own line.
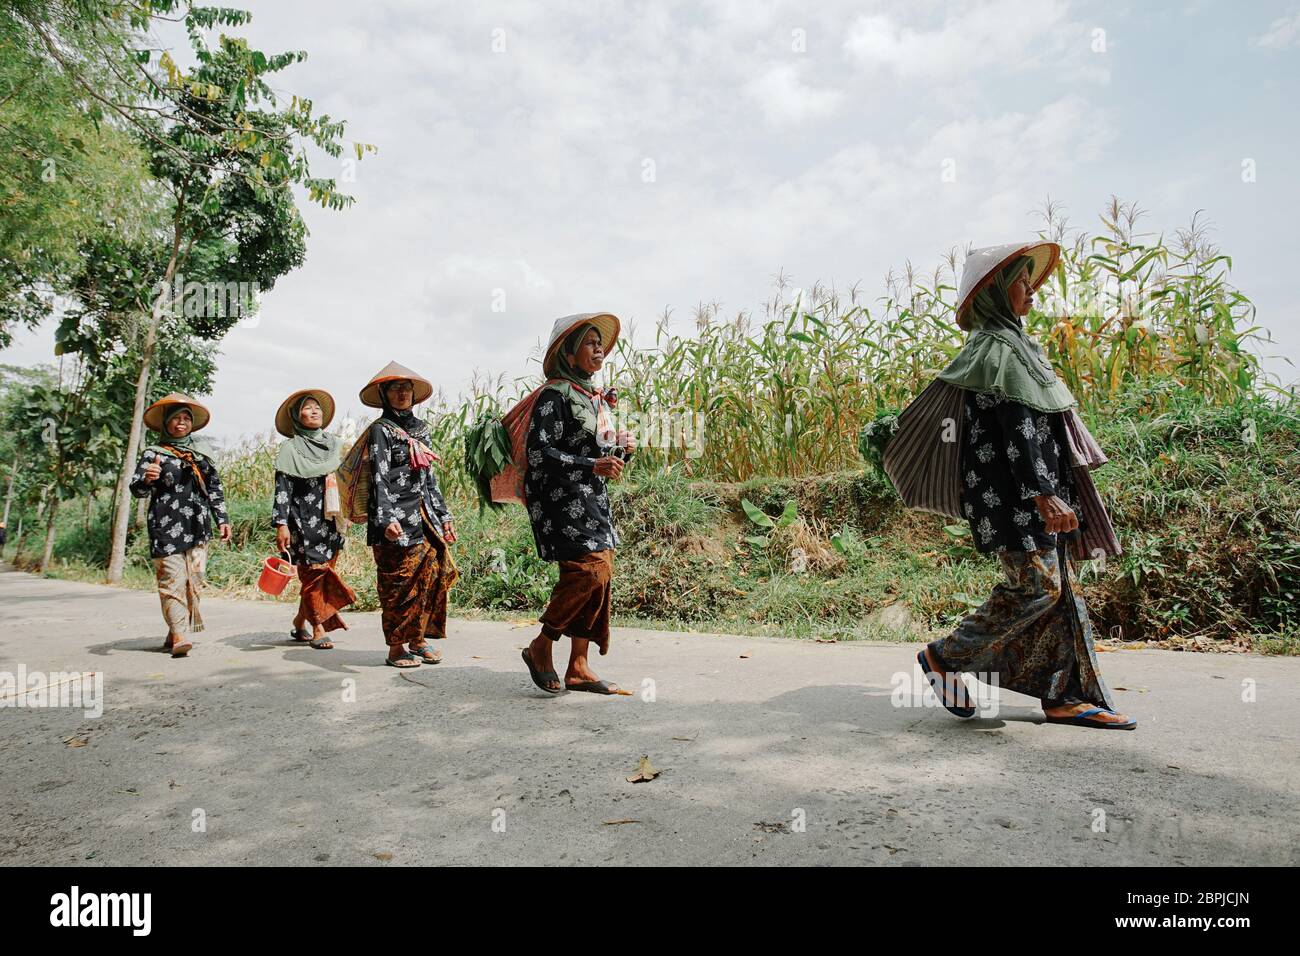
left=165, top=409, right=193, bottom=438
left=570, top=328, right=605, bottom=375
left=297, top=397, right=323, bottom=429
left=385, top=379, right=414, bottom=410
left=1008, top=271, right=1034, bottom=317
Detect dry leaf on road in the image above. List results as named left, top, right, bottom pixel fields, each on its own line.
left=626, top=755, right=659, bottom=783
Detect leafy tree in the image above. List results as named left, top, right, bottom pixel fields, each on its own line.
left=7, top=2, right=374, bottom=580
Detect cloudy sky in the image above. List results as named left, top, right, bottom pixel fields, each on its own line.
left=7, top=0, right=1300, bottom=442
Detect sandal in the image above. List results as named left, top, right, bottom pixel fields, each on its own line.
left=309, top=634, right=334, bottom=650
left=917, top=649, right=975, bottom=719
left=385, top=652, right=420, bottom=669
left=171, top=639, right=193, bottom=658
left=567, top=679, right=621, bottom=695
left=1045, top=706, right=1137, bottom=730
left=409, top=642, right=441, bottom=664
left=521, top=647, right=563, bottom=695
left=290, top=628, right=311, bottom=642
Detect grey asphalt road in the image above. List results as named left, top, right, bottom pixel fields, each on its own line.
left=1, top=565, right=1296, bottom=866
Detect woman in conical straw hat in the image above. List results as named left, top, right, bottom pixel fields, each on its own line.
left=882, top=241, right=1134, bottom=730
left=129, top=393, right=231, bottom=658
left=271, top=388, right=356, bottom=649
left=361, top=362, right=459, bottom=668
left=520, top=313, right=635, bottom=696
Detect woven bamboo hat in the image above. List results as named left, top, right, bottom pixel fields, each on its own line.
left=143, top=393, right=211, bottom=433
left=956, top=241, right=1060, bottom=329
left=274, top=388, right=336, bottom=438
left=360, top=361, right=433, bottom=408
left=543, top=313, right=620, bottom=378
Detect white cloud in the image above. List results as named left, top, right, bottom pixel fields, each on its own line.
left=1252, top=11, right=1300, bottom=49
left=744, top=63, right=844, bottom=126
left=843, top=1, right=1077, bottom=81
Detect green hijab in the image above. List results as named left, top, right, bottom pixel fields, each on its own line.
left=145, top=405, right=218, bottom=462
left=274, top=393, right=342, bottom=479
left=547, top=323, right=604, bottom=436
left=937, top=256, right=1077, bottom=413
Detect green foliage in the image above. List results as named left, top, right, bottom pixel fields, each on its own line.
left=462, top=412, right=512, bottom=512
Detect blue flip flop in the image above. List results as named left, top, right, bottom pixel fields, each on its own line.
left=1045, top=707, right=1137, bottom=730
left=917, top=649, right=975, bottom=719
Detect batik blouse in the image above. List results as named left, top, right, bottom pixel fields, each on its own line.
left=366, top=419, right=454, bottom=548
left=959, top=391, right=1081, bottom=554
left=524, top=386, right=620, bottom=561
left=129, top=448, right=229, bottom=559
left=272, top=472, right=345, bottom=565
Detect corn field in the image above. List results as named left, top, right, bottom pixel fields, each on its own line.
left=220, top=198, right=1275, bottom=496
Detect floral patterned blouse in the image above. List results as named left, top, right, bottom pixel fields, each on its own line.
left=524, top=386, right=619, bottom=561
left=366, top=419, right=453, bottom=548
left=272, top=472, right=345, bottom=565
left=959, top=391, right=1081, bottom=554
left=129, top=448, right=229, bottom=559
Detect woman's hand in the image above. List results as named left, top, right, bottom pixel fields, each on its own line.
left=219, top=523, right=233, bottom=544
left=142, top=461, right=162, bottom=485
left=275, top=524, right=291, bottom=554
left=385, top=520, right=403, bottom=541
left=593, top=456, right=625, bottom=480
left=442, top=521, right=457, bottom=544
left=1034, top=495, right=1079, bottom=534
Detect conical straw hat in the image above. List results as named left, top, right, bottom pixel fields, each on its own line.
left=143, top=393, right=211, bottom=432
left=542, top=313, right=620, bottom=377
left=956, top=241, right=1060, bottom=328
left=274, top=388, right=336, bottom=437
left=359, top=361, right=433, bottom=408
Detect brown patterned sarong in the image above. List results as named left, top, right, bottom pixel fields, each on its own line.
left=296, top=554, right=356, bottom=633
left=540, top=549, right=614, bottom=654
left=371, top=513, right=459, bottom=647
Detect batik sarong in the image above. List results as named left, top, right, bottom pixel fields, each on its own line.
left=296, top=554, right=356, bottom=633
left=371, top=513, right=458, bottom=647
left=927, top=540, right=1113, bottom=709
left=152, top=544, right=207, bottom=634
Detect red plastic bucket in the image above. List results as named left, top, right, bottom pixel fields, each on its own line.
left=257, top=554, right=295, bottom=596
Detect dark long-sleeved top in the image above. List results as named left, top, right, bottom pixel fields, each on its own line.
left=129, top=447, right=229, bottom=559
left=365, top=419, right=453, bottom=548
left=524, top=386, right=619, bottom=561
left=272, top=472, right=345, bottom=565
left=959, top=391, right=1081, bottom=554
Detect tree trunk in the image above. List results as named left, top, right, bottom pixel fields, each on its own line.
left=106, top=201, right=187, bottom=583
left=105, top=318, right=157, bottom=582
left=40, top=494, right=59, bottom=572
left=2, top=452, right=17, bottom=526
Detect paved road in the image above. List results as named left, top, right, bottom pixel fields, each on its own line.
left=1, top=565, right=1296, bottom=866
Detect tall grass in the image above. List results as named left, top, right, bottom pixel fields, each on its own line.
left=215, top=197, right=1280, bottom=500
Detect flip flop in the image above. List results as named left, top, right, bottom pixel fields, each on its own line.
left=170, top=640, right=193, bottom=658
left=309, top=635, right=334, bottom=650
left=409, top=642, right=441, bottom=664
left=1044, top=707, right=1137, bottom=730
left=521, top=647, right=563, bottom=695
left=385, top=652, right=420, bottom=669
left=917, top=649, right=975, bottom=719
left=567, top=679, right=620, bottom=695
left=290, top=628, right=311, bottom=642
